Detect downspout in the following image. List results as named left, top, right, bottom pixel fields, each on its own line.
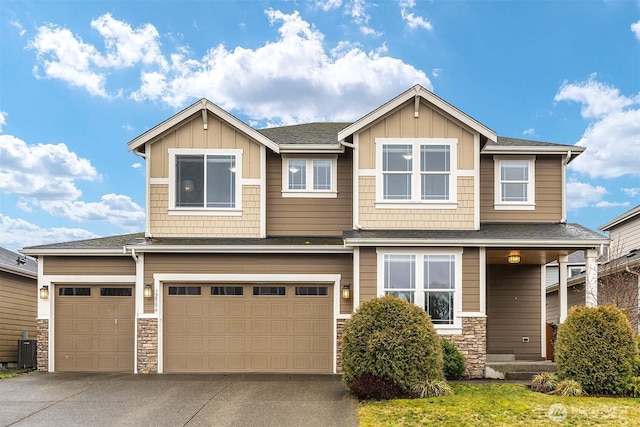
left=561, top=150, right=572, bottom=223
left=133, top=147, right=151, bottom=238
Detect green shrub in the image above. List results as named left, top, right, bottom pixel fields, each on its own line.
left=635, top=336, right=640, bottom=376
left=348, top=374, right=410, bottom=400
left=530, top=372, right=558, bottom=394
left=553, top=379, right=584, bottom=397
left=342, top=295, right=444, bottom=399
left=412, top=379, right=453, bottom=398
left=555, top=306, right=638, bottom=395
left=441, top=339, right=466, bottom=380
left=626, top=377, right=640, bottom=398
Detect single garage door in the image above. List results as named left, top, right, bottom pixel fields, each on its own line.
left=163, top=284, right=333, bottom=373
left=55, top=285, right=134, bottom=372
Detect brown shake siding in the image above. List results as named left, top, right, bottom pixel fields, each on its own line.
left=462, top=248, right=480, bottom=312
left=266, top=151, right=353, bottom=236
left=480, top=155, right=563, bottom=222
left=0, top=272, right=37, bottom=363
left=487, top=264, right=542, bottom=360
left=143, top=253, right=353, bottom=314
left=43, top=256, right=136, bottom=276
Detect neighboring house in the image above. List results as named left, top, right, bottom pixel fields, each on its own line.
left=547, top=205, right=640, bottom=330
left=0, top=248, right=37, bottom=366
left=22, top=85, right=608, bottom=378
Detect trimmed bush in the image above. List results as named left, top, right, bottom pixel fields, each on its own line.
left=441, top=339, right=466, bottom=380
left=348, top=374, right=410, bottom=400
left=342, top=295, right=444, bottom=399
left=626, top=377, right=640, bottom=398
left=553, top=379, right=584, bottom=397
left=555, top=306, right=638, bottom=395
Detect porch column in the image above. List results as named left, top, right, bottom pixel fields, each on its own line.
left=559, top=255, right=568, bottom=323
left=585, top=249, right=598, bottom=307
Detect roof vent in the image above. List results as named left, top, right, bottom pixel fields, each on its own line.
left=627, top=249, right=639, bottom=257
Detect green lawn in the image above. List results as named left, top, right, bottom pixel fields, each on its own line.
left=358, top=383, right=640, bottom=426
left=0, top=367, right=35, bottom=379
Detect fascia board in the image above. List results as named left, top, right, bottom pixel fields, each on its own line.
left=343, top=238, right=610, bottom=247
left=20, top=249, right=128, bottom=256
left=278, top=144, right=345, bottom=153
left=338, top=85, right=497, bottom=143
left=0, top=266, right=37, bottom=279
left=482, top=145, right=585, bottom=154
left=599, top=206, right=640, bottom=231
left=125, top=245, right=352, bottom=254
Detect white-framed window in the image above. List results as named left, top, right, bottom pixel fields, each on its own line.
left=375, top=138, right=457, bottom=207
left=169, top=149, right=242, bottom=215
left=494, top=156, right=535, bottom=210
left=281, top=156, right=337, bottom=198
left=569, top=266, right=584, bottom=278
left=377, top=248, right=462, bottom=332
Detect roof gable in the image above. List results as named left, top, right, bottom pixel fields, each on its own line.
left=600, top=204, right=640, bottom=231
left=127, top=99, right=280, bottom=153
left=0, top=247, right=37, bottom=278
left=337, top=84, right=497, bottom=143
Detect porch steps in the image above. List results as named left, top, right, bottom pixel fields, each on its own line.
left=485, top=355, right=556, bottom=381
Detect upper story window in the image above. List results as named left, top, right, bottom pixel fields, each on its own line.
left=376, top=138, right=457, bottom=207
left=494, top=156, right=535, bottom=210
left=169, top=149, right=242, bottom=215
left=378, top=249, right=462, bottom=331
left=282, top=157, right=337, bottom=198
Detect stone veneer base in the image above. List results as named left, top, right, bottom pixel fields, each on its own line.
left=137, top=318, right=158, bottom=373
left=441, top=317, right=487, bottom=378
left=36, top=319, right=49, bottom=371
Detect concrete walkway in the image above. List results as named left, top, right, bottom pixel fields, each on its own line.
left=0, top=373, right=358, bottom=427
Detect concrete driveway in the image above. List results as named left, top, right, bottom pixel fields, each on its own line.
left=0, top=373, right=358, bottom=427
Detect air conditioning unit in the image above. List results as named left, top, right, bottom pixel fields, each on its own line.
left=17, top=339, right=37, bottom=368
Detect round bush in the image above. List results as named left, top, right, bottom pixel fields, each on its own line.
left=441, top=339, right=466, bottom=380
left=341, top=295, right=444, bottom=398
left=555, top=305, right=638, bottom=395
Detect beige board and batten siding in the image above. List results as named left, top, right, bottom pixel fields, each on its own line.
left=266, top=151, right=353, bottom=236
left=357, top=99, right=476, bottom=230
left=486, top=264, right=542, bottom=360
left=0, top=272, right=36, bottom=363
left=480, top=155, right=562, bottom=222
left=148, top=111, right=263, bottom=238
left=143, top=253, right=353, bottom=315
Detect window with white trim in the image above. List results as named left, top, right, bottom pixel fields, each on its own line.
left=376, top=138, right=457, bottom=206
left=494, top=156, right=535, bottom=210
left=379, top=249, right=461, bottom=329
left=169, top=149, right=242, bottom=213
left=282, top=157, right=337, bottom=197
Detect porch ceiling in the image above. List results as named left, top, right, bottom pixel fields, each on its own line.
left=486, top=248, right=575, bottom=265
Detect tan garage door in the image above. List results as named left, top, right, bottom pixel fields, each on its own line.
left=55, top=285, right=134, bottom=372
left=163, top=284, right=333, bottom=373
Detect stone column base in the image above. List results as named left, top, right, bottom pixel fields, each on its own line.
left=442, top=317, right=486, bottom=378
left=137, top=318, right=158, bottom=373
left=36, top=319, right=49, bottom=372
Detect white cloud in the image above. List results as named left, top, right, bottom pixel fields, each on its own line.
left=0, top=111, right=6, bottom=132
left=632, top=20, right=640, bottom=40
left=29, top=13, right=166, bottom=97
left=567, top=179, right=609, bottom=209
left=0, top=134, right=98, bottom=199
left=0, top=214, right=99, bottom=253
left=622, top=187, right=640, bottom=198
left=316, top=0, right=342, bottom=12
left=555, top=76, right=640, bottom=178
left=594, top=200, right=630, bottom=208
left=131, top=163, right=142, bottom=169
left=122, top=124, right=134, bottom=131
left=522, top=128, right=536, bottom=136
left=10, top=20, right=26, bottom=37
left=399, top=0, right=432, bottom=31
left=431, top=68, right=441, bottom=78
left=34, top=193, right=144, bottom=231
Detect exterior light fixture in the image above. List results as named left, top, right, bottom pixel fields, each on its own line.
left=182, top=180, right=194, bottom=192
left=144, top=284, right=153, bottom=298
left=39, top=285, right=49, bottom=299
left=341, top=283, right=351, bottom=299
left=507, top=252, right=521, bottom=264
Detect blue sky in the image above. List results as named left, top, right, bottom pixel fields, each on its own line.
left=0, top=0, right=639, bottom=252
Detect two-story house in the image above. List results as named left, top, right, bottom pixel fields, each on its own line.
left=22, top=85, right=607, bottom=377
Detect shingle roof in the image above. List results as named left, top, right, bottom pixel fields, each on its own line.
left=131, top=236, right=345, bottom=247
left=494, top=136, right=578, bottom=149
left=258, top=122, right=352, bottom=145
left=22, top=233, right=144, bottom=251
left=343, top=223, right=607, bottom=245
left=0, top=247, right=37, bottom=276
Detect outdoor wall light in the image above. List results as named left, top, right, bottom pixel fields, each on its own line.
left=144, top=284, right=153, bottom=298
left=507, top=252, right=521, bottom=264
left=39, top=285, right=49, bottom=299
left=341, top=283, right=351, bottom=299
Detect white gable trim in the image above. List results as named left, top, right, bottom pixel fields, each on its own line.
left=338, top=84, right=497, bottom=143
left=127, top=98, right=279, bottom=153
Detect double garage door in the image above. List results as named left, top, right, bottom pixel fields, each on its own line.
left=163, top=283, right=333, bottom=373
left=53, top=283, right=333, bottom=373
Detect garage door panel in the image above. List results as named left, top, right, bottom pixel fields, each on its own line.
left=55, top=285, right=134, bottom=372
left=163, top=283, right=332, bottom=373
